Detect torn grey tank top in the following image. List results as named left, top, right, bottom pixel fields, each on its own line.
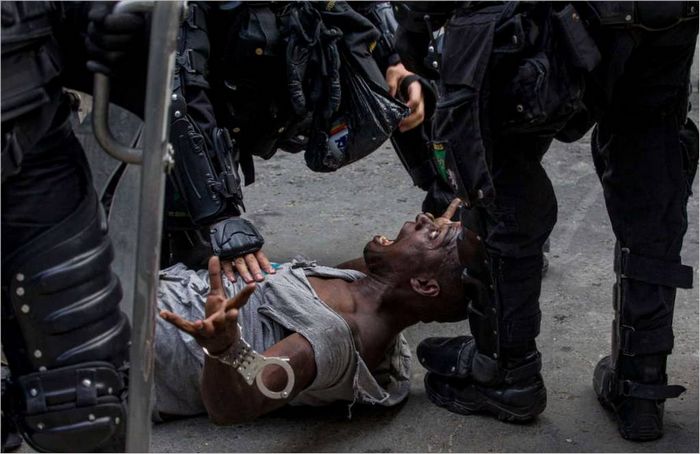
left=154, top=258, right=412, bottom=419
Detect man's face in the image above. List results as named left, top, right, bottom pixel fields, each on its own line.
left=363, top=213, right=461, bottom=278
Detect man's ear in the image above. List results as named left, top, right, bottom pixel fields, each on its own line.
left=410, top=277, right=440, bottom=297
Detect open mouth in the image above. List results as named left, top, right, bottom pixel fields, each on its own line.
left=373, top=235, right=395, bottom=246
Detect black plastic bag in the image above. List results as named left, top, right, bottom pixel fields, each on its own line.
left=304, top=55, right=410, bottom=172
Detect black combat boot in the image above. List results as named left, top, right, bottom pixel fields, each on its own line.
left=593, top=354, right=685, bottom=441
left=418, top=336, right=546, bottom=422
left=592, top=244, right=690, bottom=441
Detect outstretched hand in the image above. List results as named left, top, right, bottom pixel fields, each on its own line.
left=160, top=256, right=256, bottom=355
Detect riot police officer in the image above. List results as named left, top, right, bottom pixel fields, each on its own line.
left=1, top=2, right=146, bottom=451
left=394, top=0, right=698, bottom=441
left=162, top=1, right=437, bottom=280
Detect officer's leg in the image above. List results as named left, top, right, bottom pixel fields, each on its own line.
left=591, top=22, right=698, bottom=441
left=1, top=112, right=130, bottom=452
left=419, top=135, right=556, bottom=421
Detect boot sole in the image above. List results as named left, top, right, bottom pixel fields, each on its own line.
left=424, top=375, right=546, bottom=423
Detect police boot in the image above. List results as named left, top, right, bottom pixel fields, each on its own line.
left=421, top=341, right=545, bottom=422
left=419, top=254, right=546, bottom=422
left=592, top=245, right=690, bottom=441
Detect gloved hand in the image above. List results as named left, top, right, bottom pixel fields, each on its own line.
left=281, top=3, right=342, bottom=120
left=209, top=218, right=276, bottom=283
left=85, top=2, right=148, bottom=76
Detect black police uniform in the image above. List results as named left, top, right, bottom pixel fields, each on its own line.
left=394, top=0, right=698, bottom=441
left=1, top=2, right=131, bottom=451
left=162, top=1, right=438, bottom=268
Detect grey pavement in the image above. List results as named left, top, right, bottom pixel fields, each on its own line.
left=140, top=118, right=698, bottom=453
left=17, top=51, right=700, bottom=454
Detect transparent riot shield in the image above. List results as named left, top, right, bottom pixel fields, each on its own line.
left=91, top=1, right=186, bottom=451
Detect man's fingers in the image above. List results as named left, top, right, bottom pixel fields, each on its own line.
left=244, top=254, right=264, bottom=282
left=441, top=198, right=462, bottom=221
left=255, top=250, right=275, bottom=274
left=208, top=256, right=225, bottom=295
left=159, top=310, right=201, bottom=336
left=388, top=78, right=398, bottom=97
left=386, top=68, right=399, bottom=97
left=222, top=260, right=237, bottom=282
left=234, top=257, right=254, bottom=283
left=226, top=284, right=256, bottom=310
left=399, top=82, right=425, bottom=132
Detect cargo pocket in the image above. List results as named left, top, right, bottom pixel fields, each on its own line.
left=441, top=13, right=497, bottom=87
left=432, top=88, right=495, bottom=204
left=499, top=53, right=550, bottom=129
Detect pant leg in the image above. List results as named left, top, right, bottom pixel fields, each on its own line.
left=485, top=135, right=556, bottom=353
left=2, top=106, right=89, bottom=263
left=592, top=20, right=698, bottom=333
left=1, top=98, right=130, bottom=452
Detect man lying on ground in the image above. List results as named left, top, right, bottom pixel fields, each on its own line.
left=156, top=201, right=474, bottom=424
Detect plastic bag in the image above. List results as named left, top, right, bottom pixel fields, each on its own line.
left=304, top=55, right=410, bottom=172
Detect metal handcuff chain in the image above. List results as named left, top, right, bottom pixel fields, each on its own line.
left=202, top=324, right=295, bottom=399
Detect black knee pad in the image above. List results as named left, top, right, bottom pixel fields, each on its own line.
left=2, top=189, right=130, bottom=452
left=10, top=362, right=127, bottom=453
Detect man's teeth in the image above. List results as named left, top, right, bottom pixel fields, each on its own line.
left=379, top=235, right=394, bottom=246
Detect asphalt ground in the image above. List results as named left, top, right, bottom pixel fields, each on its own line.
left=14, top=47, right=700, bottom=454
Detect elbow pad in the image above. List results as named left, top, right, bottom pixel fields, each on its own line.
left=169, top=93, right=244, bottom=226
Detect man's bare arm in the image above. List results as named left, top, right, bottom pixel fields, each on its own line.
left=160, top=256, right=318, bottom=425
left=200, top=332, right=317, bottom=425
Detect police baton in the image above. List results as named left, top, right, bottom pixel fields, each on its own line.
left=91, top=1, right=186, bottom=452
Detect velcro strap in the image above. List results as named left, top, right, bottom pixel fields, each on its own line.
left=177, top=49, right=208, bottom=76
left=400, top=74, right=421, bottom=100
left=617, top=248, right=693, bottom=289
left=621, top=325, right=674, bottom=355
left=503, top=352, right=542, bottom=385
left=620, top=380, right=686, bottom=400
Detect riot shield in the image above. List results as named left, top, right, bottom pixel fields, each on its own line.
left=91, top=1, right=186, bottom=451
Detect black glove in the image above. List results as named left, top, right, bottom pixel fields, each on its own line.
left=280, top=3, right=342, bottom=120
left=85, top=2, right=148, bottom=76
left=209, top=218, right=265, bottom=261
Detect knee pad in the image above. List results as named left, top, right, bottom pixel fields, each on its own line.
left=11, top=362, right=127, bottom=453
left=2, top=190, right=130, bottom=452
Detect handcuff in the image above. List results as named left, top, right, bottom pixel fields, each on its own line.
left=202, top=324, right=295, bottom=399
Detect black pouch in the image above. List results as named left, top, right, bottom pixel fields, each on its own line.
left=553, top=4, right=601, bottom=72
left=493, top=5, right=587, bottom=137
left=304, top=55, right=409, bottom=172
